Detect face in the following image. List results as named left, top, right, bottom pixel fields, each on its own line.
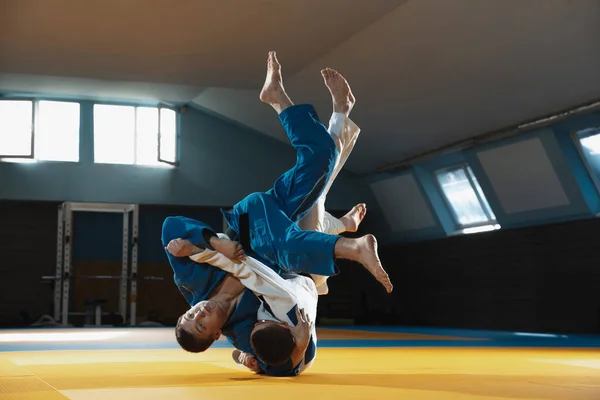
left=178, top=300, right=225, bottom=340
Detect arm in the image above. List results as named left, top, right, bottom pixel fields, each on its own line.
left=189, top=237, right=310, bottom=367
left=288, top=308, right=313, bottom=368
left=189, top=234, right=296, bottom=303
left=163, top=218, right=244, bottom=305
left=219, top=275, right=246, bottom=298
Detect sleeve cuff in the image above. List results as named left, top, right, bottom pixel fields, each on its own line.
left=201, top=228, right=218, bottom=251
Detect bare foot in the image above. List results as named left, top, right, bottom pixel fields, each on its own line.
left=321, top=68, right=355, bottom=116
left=166, top=238, right=202, bottom=257
left=355, top=234, right=393, bottom=293
left=259, top=51, right=293, bottom=113
left=340, top=203, right=367, bottom=233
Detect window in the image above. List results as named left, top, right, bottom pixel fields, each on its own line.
left=575, top=128, right=600, bottom=195
left=436, top=165, right=500, bottom=233
left=0, top=100, right=80, bottom=162
left=0, top=100, right=32, bottom=158
left=93, top=104, right=178, bottom=166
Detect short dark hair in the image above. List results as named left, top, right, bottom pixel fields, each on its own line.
left=251, top=325, right=295, bottom=366
left=175, top=323, right=214, bottom=353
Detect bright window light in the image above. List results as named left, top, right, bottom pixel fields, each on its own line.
left=436, top=165, right=498, bottom=229
left=94, top=104, right=136, bottom=165
left=0, top=331, right=127, bottom=342
left=0, top=100, right=33, bottom=157
left=94, top=104, right=178, bottom=167
left=580, top=132, right=600, bottom=155
left=575, top=129, right=600, bottom=194
left=0, top=100, right=80, bottom=163
left=159, top=108, right=177, bottom=164
left=461, top=224, right=501, bottom=235
left=136, top=107, right=160, bottom=166
left=36, top=101, right=80, bottom=162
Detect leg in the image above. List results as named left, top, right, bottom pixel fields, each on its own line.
left=259, top=53, right=361, bottom=222
left=303, top=206, right=366, bottom=296
left=294, top=70, right=363, bottom=294
left=266, top=108, right=337, bottom=222
left=337, top=204, right=367, bottom=233
left=268, top=225, right=393, bottom=294
left=306, top=206, right=367, bottom=236
left=333, top=235, right=393, bottom=293
left=297, top=69, right=361, bottom=232
left=259, top=51, right=294, bottom=115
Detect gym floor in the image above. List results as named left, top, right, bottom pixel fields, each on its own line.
left=1, top=326, right=599, bottom=400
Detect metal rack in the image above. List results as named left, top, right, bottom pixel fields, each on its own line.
left=51, top=202, right=140, bottom=326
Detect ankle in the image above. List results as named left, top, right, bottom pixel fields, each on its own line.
left=334, top=237, right=359, bottom=260
left=333, top=103, right=350, bottom=116
left=339, top=216, right=352, bottom=231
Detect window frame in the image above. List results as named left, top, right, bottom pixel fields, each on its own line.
left=0, top=98, right=37, bottom=159
left=572, top=126, right=600, bottom=196
left=157, top=105, right=179, bottom=167
left=434, top=163, right=498, bottom=230
left=93, top=102, right=180, bottom=167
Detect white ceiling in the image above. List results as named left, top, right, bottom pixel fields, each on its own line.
left=2, top=0, right=600, bottom=174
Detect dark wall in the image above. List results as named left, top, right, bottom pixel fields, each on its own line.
left=0, top=200, right=376, bottom=327
left=379, top=216, right=600, bottom=334
left=7, top=199, right=597, bottom=334
left=0, top=200, right=228, bottom=327
left=0, top=201, right=58, bottom=326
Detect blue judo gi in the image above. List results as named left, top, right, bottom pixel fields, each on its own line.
left=163, top=104, right=344, bottom=376
left=222, top=104, right=342, bottom=278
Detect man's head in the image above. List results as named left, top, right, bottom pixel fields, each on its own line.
left=175, top=300, right=228, bottom=353
left=250, top=320, right=295, bottom=366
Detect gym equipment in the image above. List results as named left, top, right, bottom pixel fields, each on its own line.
left=46, top=202, right=162, bottom=326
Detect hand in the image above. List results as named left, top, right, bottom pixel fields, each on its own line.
left=165, top=238, right=199, bottom=257
left=210, top=236, right=245, bottom=263
left=289, top=308, right=313, bottom=350
left=238, top=351, right=261, bottom=373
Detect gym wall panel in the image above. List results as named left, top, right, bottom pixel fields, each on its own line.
left=369, top=173, right=437, bottom=232
left=476, top=136, right=569, bottom=214
left=0, top=201, right=235, bottom=326
left=0, top=201, right=58, bottom=326
left=379, top=215, right=600, bottom=334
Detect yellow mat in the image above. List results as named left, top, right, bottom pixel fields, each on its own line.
left=2, top=347, right=599, bottom=400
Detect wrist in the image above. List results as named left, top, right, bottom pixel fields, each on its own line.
left=209, top=235, right=221, bottom=248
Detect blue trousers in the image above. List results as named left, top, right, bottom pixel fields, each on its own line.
left=267, top=104, right=338, bottom=222
left=223, top=104, right=341, bottom=278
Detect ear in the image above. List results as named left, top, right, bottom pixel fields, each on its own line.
left=212, top=329, right=222, bottom=341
